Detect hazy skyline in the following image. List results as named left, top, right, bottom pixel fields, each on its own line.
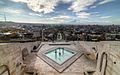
left=0, top=0, right=120, bottom=25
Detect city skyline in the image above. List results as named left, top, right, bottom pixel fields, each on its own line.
left=0, top=0, right=120, bottom=25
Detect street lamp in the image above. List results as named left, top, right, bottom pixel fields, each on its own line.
left=42, top=29, right=45, bottom=41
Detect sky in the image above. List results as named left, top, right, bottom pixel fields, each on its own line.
left=0, top=0, right=120, bottom=25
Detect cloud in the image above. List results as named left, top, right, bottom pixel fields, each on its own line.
left=100, top=16, right=111, bottom=19
left=10, top=0, right=73, bottom=14
left=98, top=0, right=114, bottom=5
left=10, top=0, right=28, bottom=3
left=90, top=0, right=115, bottom=9
left=68, top=0, right=97, bottom=12
left=52, top=15, right=71, bottom=20
left=49, top=15, right=71, bottom=23
left=10, top=0, right=58, bottom=14
left=10, top=0, right=98, bottom=14
left=29, top=13, right=42, bottom=17
left=61, top=0, right=73, bottom=3
left=93, top=12, right=99, bottom=14
left=76, top=12, right=91, bottom=18
left=4, top=8, right=23, bottom=14
left=90, top=6, right=96, bottom=8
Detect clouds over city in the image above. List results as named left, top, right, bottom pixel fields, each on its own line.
left=10, top=0, right=115, bottom=14
left=0, top=0, right=119, bottom=24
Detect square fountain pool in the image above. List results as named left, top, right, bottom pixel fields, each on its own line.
left=45, top=47, right=76, bottom=65
left=37, top=46, right=83, bottom=72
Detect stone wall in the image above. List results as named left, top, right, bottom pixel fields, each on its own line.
left=105, top=41, right=120, bottom=75
left=0, top=43, right=23, bottom=75
left=78, top=41, right=120, bottom=75
left=0, top=41, right=41, bottom=75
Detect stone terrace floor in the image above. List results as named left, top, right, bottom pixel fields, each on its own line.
left=24, top=42, right=97, bottom=75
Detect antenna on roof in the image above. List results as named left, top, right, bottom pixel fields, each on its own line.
left=3, top=8, right=6, bottom=26
left=3, top=8, right=6, bottom=22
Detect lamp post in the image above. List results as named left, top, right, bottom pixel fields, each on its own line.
left=42, top=29, right=46, bottom=41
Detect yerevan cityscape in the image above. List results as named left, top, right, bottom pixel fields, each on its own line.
left=0, top=0, right=120, bottom=75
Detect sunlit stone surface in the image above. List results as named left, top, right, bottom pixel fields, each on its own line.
left=0, top=41, right=120, bottom=75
